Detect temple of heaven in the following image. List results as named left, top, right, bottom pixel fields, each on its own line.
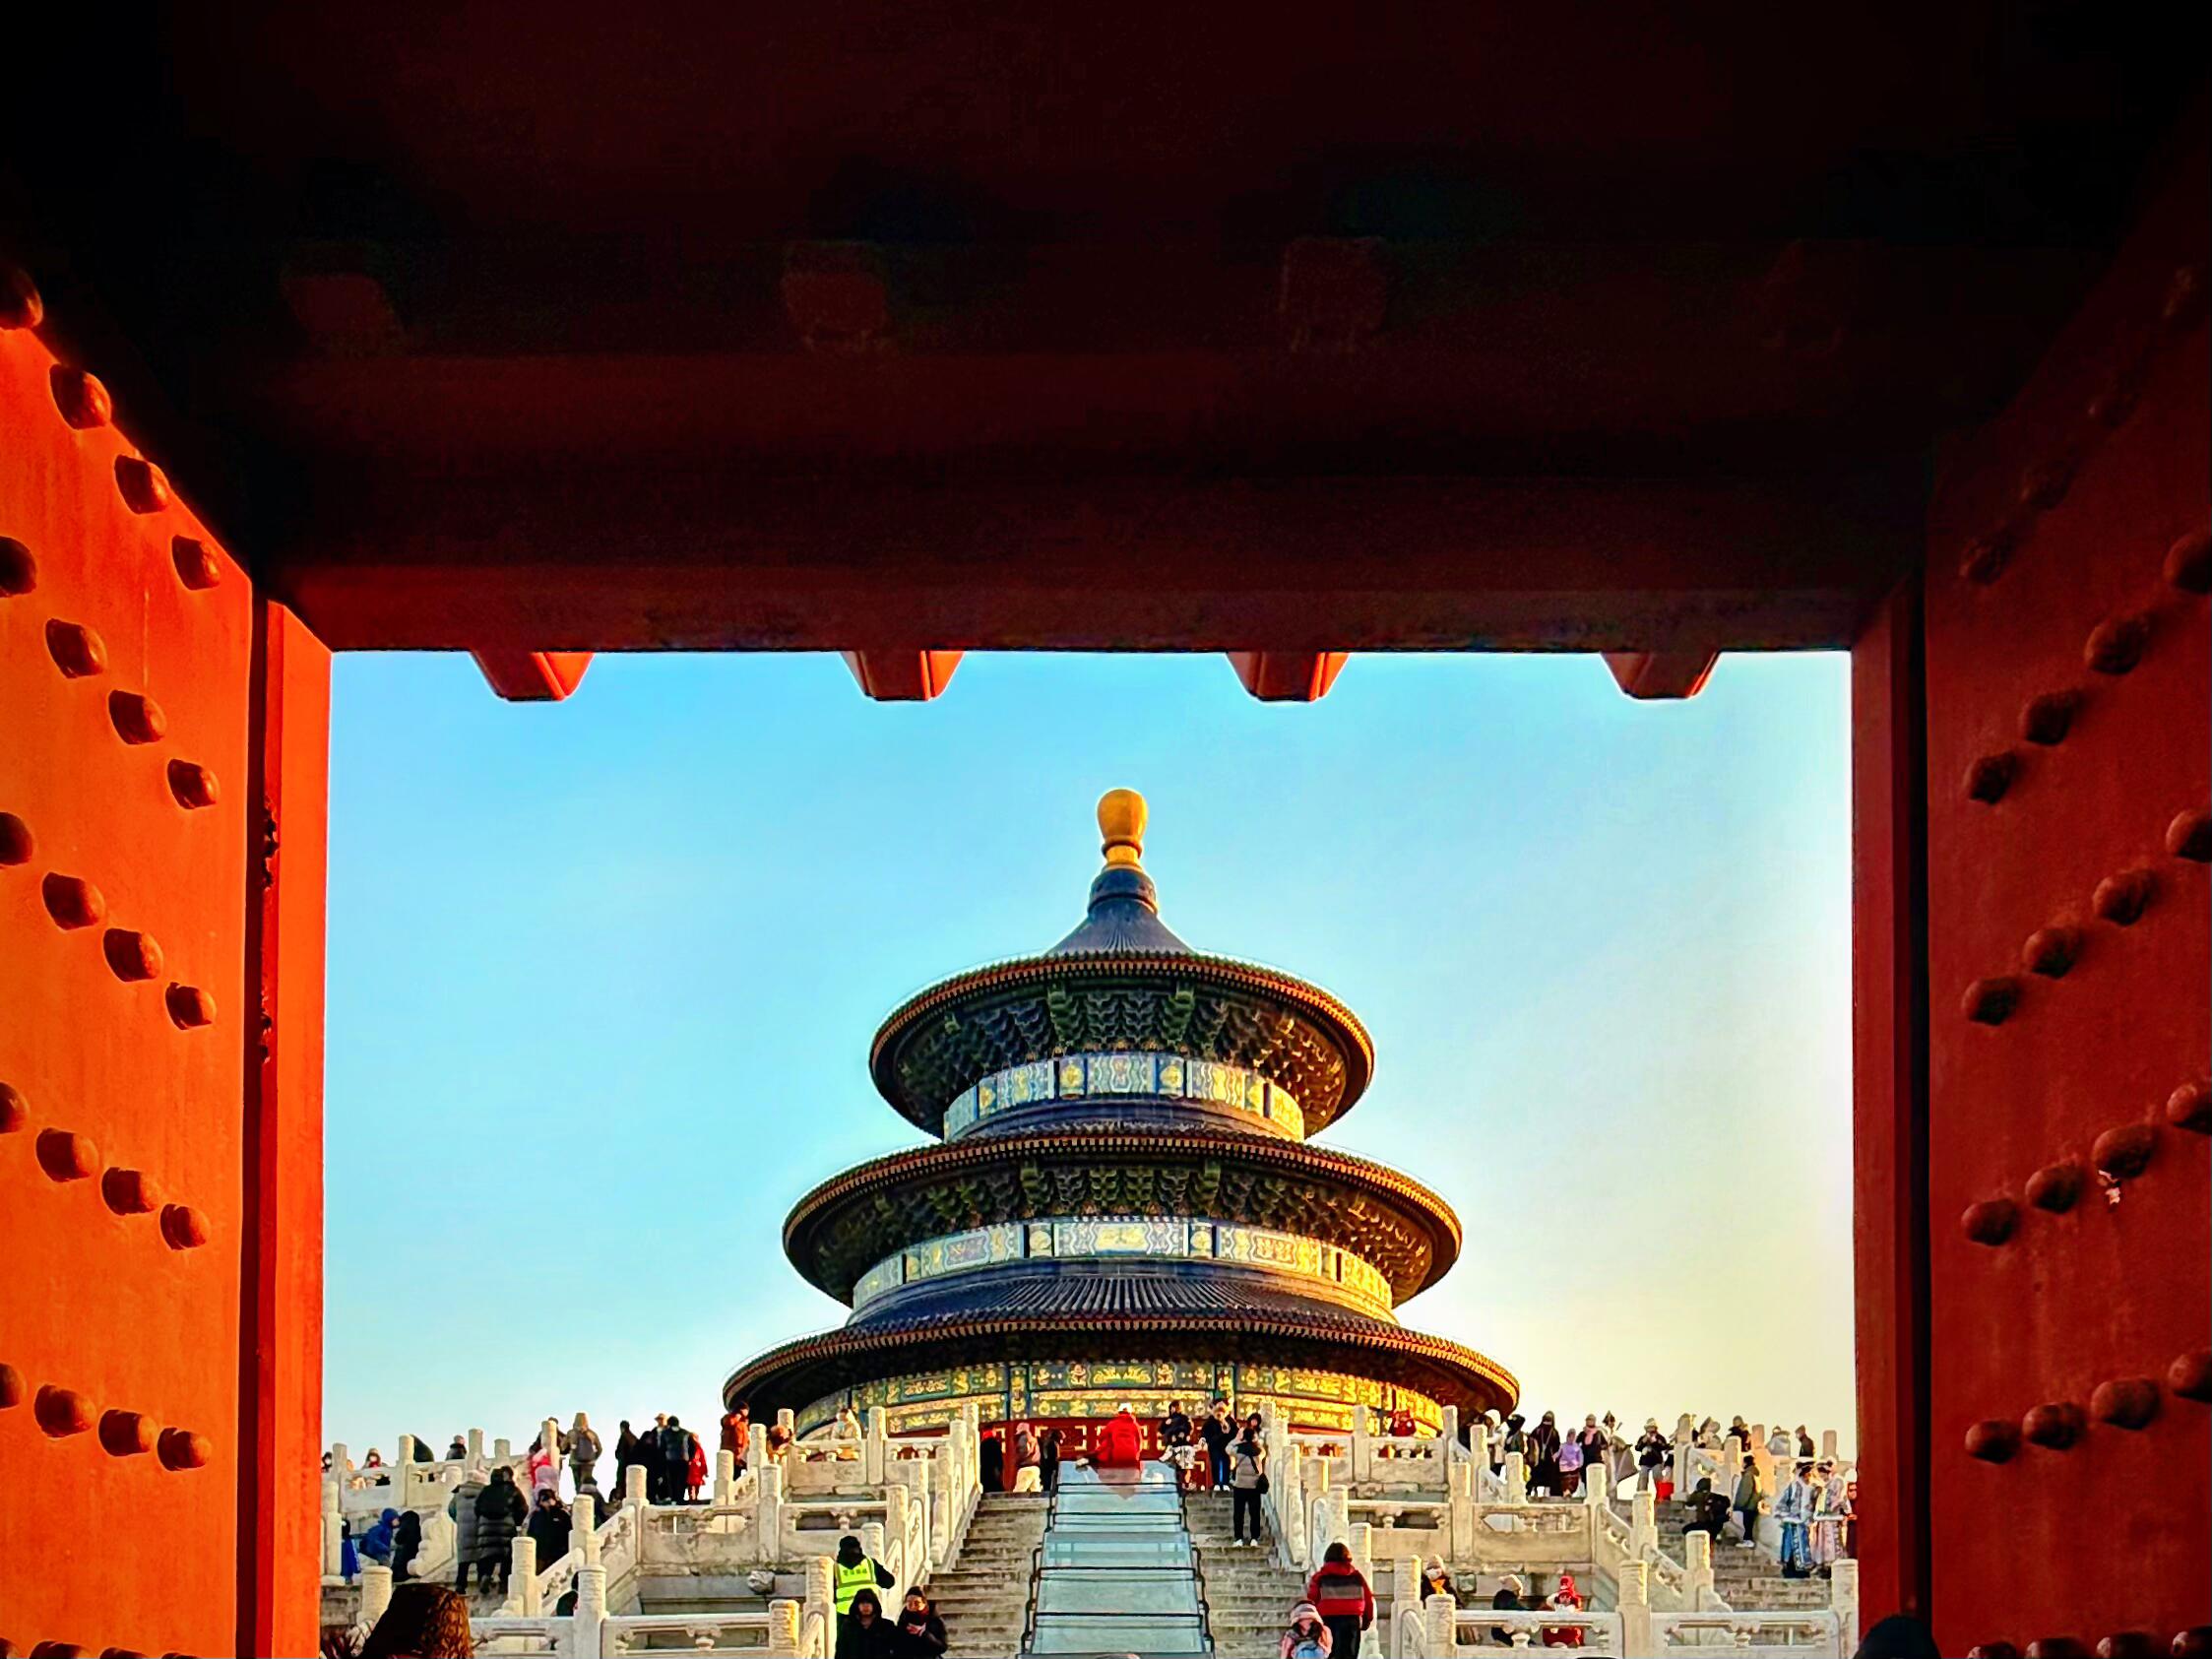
left=724, top=790, right=1516, bottom=1446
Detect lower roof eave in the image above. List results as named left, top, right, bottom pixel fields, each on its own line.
left=722, top=1311, right=1518, bottom=1423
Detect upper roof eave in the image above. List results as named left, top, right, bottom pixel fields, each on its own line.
left=867, top=947, right=1377, bottom=1134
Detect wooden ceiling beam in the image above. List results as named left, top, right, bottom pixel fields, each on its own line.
left=269, top=469, right=1915, bottom=654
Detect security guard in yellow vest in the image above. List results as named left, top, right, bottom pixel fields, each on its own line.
left=833, top=1533, right=894, bottom=1620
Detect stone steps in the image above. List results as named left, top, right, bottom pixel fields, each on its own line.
left=1649, top=1514, right=1837, bottom=1609
left=1186, top=1489, right=1311, bottom=1653
left=926, top=1494, right=1044, bottom=1658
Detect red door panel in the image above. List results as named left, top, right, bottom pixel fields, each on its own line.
left=1, top=308, right=328, bottom=1657
left=1921, top=167, right=2208, bottom=1650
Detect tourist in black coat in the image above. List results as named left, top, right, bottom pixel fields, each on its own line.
left=612, top=1420, right=643, bottom=1499
left=836, top=1589, right=903, bottom=1658
left=473, top=1466, right=529, bottom=1593
left=527, top=1489, right=572, bottom=1569
left=389, top=1509, right=423, bottom=1582
left=1038, top=1426, right=1062, bottom=1496
left=1526, top=1411, right=1563, bottom=1496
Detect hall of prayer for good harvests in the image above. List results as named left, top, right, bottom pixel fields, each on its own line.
left=725, top=790, right=1517, bottom=1455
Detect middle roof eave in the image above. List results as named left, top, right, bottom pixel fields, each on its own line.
left=782, top=1125, right=1463, bottom=1305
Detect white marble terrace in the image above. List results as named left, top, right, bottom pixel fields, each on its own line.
left=325, top=1406, right=1859, bottom=1656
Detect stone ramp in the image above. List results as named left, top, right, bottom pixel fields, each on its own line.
left=1029, top=1464, right=1210, bottom=1654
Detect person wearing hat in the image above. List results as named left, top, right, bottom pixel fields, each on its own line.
left=832, top=1533, right=896, bottom=1637
left=1304, top=1541, right=1374, bottom=1658
left=1634, top=1419, right=1670, bottom=1493
left=1419, top=1557, right=1451, bottom=1600
left=1490, top=1573, right=1527, bottom=1645
left=1500, top=1413, right=1528, bottom=1477
left=1281, top=1599, right=1332, bottom=1658
left=1602, top=1413, right=1630, bottom=1488
left=1096, top=1402, right=1143, bottom=1467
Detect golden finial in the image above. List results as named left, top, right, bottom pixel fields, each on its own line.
left=1097, top=789, right=1147, bottom=868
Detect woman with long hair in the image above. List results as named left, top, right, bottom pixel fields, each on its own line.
left=359, top=1582, right=474, bottom=1658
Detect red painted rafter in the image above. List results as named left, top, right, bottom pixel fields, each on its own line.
left=470, top=649, right=594, bottom=701
left=1602, top=650, right=1721, bottom=699
left=1229, top=651, right=1349, bottom=702
left=841, top=650, right=963, bottom=701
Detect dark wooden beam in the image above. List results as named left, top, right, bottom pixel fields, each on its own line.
left=271, top=469, right=1916, bottom=653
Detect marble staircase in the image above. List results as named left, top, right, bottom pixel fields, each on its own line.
left=1646, top=1501, right=1832, bottom=1610
left=1185, top=1491, right=1308, bottom=1659
left=926, top=1491, right=1048, bottom=1657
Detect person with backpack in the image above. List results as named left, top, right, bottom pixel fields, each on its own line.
left=1304, top=1541, right=1374, bottom=1659
left=566, top=1412, right=601, bottom=1495
left=1227, top=1417, right=1268, bottom=1547
left=1280, top=1600, right=1332, bottom=1657
left=661, top=1414, right=697, bottom=1503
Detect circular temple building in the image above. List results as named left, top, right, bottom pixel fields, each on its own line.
left=725, top=791, right=1516, bottom=1448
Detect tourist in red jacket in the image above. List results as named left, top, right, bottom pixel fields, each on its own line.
left=1094, top=1403, right=1143, bottom=1467
left=1304, top=1541, right=1375, bottom=1659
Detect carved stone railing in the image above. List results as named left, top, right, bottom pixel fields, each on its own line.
left=1283, top=1407, right=1461, bottom=1495
left=327, top=1429, right=533, bottom=1520
left=1649, top=1610, right=1845, bottom=1654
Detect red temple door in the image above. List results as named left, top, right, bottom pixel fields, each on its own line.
left=0, top=282, right=329, bottom=1658
left=1912, top=168, right=2208, bottom=1648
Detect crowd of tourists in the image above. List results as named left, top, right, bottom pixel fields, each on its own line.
left=325, top=1397, right=1859, bottom=1657
left=1477, top=1407, right=1858, bottom=1574
left=323, top=1403, right=771, bottom=1596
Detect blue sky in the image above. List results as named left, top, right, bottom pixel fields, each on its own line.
left=324, top=650, right=1854, bottom=1456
